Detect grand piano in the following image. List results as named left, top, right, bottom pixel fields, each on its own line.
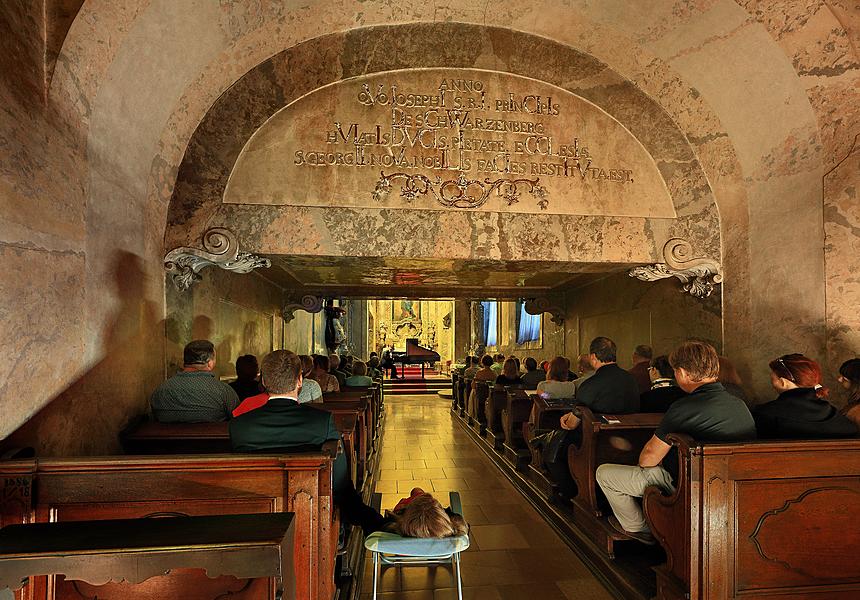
left=392, top=338, right=440, bottom=379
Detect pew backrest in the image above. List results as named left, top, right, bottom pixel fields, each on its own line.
left=644, top=436, right=860, bottom=600
left=1, top=446, right=339, bottom=600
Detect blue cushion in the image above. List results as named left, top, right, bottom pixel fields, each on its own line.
left=364, top=531, right=470, bottom=556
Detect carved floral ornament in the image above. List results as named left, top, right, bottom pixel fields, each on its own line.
left=282, top=295, right=325, bottom=323
left=523, top=297, right=565, bottom=326
left=164, top=228, right=271, bottom=291
left=628, top=238, right=723, bottom=298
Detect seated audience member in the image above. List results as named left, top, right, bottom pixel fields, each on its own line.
left=540, top=360, right=550, bottom=372
left=537, top=356, right=577, bottom=399
left=329, top=354, right=347, bottom=387
left=383, top=487, right=469, bottom=538
left=496, top=357, right=523, bottom=387
left=509, top=354, right=521, bottom=372
left=629, top=344, right=653, bottom=395
left=366, top=356, right=383, bottom=379
left=640, top=355, right=685, bottom=412
left=491, top=353, right=505, bottom=375
left=753, top=354, right=857, bottom=439
left=229, top=354, right=265, bottom=400
left=230, top=350, right=385, bottom=534
left=298, top=354, right=323, bottom=404
left=596, top=341, right=756, bottom=544
left=463, top=356, right=480, bottom=380
left=345, top=361, right=374, bottom=387
left=520, top=357, right=546, bottom=387
left=311, top=354, right=341, bottom=393
left=573, top=353, right=595, bottom=392
left=150, top=340, right=240, bottom=423
left=343, top=355, right=355, bottom=375
left=718, top=356, right=749, bottom=403
left=544, top=341, right=640, bottom=501
left=468, top=355, right=497, bottom=415
left=838, top=358, right=860, bottom=428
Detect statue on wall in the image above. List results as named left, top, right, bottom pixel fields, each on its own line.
left=425, top=322, right=437, bottom=350
left=377, top=322, right=389, bottom=347
left=442, top=311, right=452, bottom=329
left=324, top=300, right=347, bottom=354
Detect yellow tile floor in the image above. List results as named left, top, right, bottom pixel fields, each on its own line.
left=359, top=393, right=614, bottom=600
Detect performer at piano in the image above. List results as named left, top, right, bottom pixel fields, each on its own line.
left=381, top=344, right=399, bottom=379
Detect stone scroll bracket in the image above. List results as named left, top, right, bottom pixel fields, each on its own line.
left=523, top=297, right=565, bottom=326
left=628, top=238, right=723, bottom=299
left=282, top=295, right=325, bottom=323
left=163, top=227, right=271, bottom=291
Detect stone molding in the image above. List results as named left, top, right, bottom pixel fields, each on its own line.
left=282, top=295, right=325, bottom=323
left=523, top=297, right=565, bottom=325
left=164, top=228, right=271, bottom=291
left=628, top=238, right=723, bottom=298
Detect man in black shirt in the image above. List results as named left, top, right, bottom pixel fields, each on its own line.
left=595, top=341, right=755, bottom=544
left=544, top=337, right=640, bottom=501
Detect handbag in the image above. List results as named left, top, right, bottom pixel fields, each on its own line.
left=530, top=429, right=573, bottom=464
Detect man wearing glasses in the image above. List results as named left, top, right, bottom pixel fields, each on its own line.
left=595, top=340, right=756, bottom=545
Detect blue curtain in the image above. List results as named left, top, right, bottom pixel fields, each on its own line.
left=517, top=301, right=541, bottom=344
left=482, top=301, right=498, bottom=347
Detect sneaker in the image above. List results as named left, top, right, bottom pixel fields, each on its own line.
left=607, top=516, right=656, bottom=545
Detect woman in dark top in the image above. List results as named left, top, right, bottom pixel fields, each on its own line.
left=754, top=354, right=857, bottom=439
left=640, top=355, right=685, bottom=413
left=495, top=357, right=523, bottom=387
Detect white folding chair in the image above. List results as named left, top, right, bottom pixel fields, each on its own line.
left=364, top=491, right=470, bottom=600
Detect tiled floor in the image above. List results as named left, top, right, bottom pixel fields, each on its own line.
left=359, top=393, right=614, bottom=600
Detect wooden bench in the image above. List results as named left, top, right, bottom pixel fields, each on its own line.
left=501, top=389, right=533, bottom=470
left=523, top=395, right=576, bottom=497
left=0, top=513, right=295, bottom=600
left=470, top=381, right=490, bottom=434
left=568, top=406, right=662, bottom=558
left=485, top=385, right=509, bottom=450
left=120, top=413, right=362, bottom=488
left=644, top=436, right=860, bottom=600
left=1, top=448, right=339, bottom=600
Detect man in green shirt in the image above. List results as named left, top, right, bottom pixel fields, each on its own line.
left=595, top=341, right=755, bottom=544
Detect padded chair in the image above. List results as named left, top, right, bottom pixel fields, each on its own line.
left=364, top=491, right=470, bottom=600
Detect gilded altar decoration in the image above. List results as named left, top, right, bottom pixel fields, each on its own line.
left=164, top=228, right=271, bottom=291
left=372, top=171, right=548, bottom=210
left=628, top=238, right=723, bottom=298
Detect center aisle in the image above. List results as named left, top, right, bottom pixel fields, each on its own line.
left=360, top=392, right=614, bottom=600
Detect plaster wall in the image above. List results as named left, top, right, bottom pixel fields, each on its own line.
left=563, top=274, right=724, bottom=387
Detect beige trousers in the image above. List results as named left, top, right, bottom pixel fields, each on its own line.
left=595, top=463, right=675, bottom=533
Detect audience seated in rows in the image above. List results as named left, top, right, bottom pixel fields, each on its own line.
left=520, top=357, right=546, bottom=387
left=629, top=344, right=653, bottom=395
left=838, top=358, right=860, bottom=428
left=311, top=355, right=341, bottom=393
left=329, top=354, right=347, bottom=388
left=753, top=353, right=857, bottom=439
left=229, top=350, right=385, bottom=534
left=545, top=340, right=641, bottom=501
left=367, top=355, right=383, bottom=378
left=468, top=355, right=497, bottom=415
left=573, top=353, right=594, bottom=392
left=596, top=341, right=756, bottom=545
left=495, top=357, right=523, bottom=387
left=150, top=340, right=240, bottom=423
left=639, top=355, right=685, bottom=413
left=297, top=354, right=323, bottom=404
left=343, top=355, right=355, bottom=375
left=718, top=355, right=749, bottom=402
left=345, top=361, right=374, bottom=387
left=229, top=354, right=265, bottom=400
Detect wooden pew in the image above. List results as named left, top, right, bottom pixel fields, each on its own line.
left=451, top=373, right=459, bottom=412
left=484, top=385, right=508, bottom=450
left=471, top=381, right=490, bottom=434
left=568, top=406, right=662, bottom=558
left=524, top=395, right=575, bottom=497
left=322, top=393, right=373, bottom=484
left=120, top=413, right=361, bottom=488
left=458, top=378, right=470, bottom=417
left=1, top=448, right=340, bottom=600
left=501, top=389, right=532, bottom=470
left=643, top=436, right=860, bottom=600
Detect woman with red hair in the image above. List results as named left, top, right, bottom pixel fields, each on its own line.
left=753, top=354, right=857, bottom=439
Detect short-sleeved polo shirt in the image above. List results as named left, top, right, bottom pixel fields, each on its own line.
left=150, top=370, right=240, bottom=423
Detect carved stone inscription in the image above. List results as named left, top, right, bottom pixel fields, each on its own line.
left=224, top=69, right=675, bottom=217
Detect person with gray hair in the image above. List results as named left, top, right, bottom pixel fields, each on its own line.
left=150, top=340, right=240, bottom=422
